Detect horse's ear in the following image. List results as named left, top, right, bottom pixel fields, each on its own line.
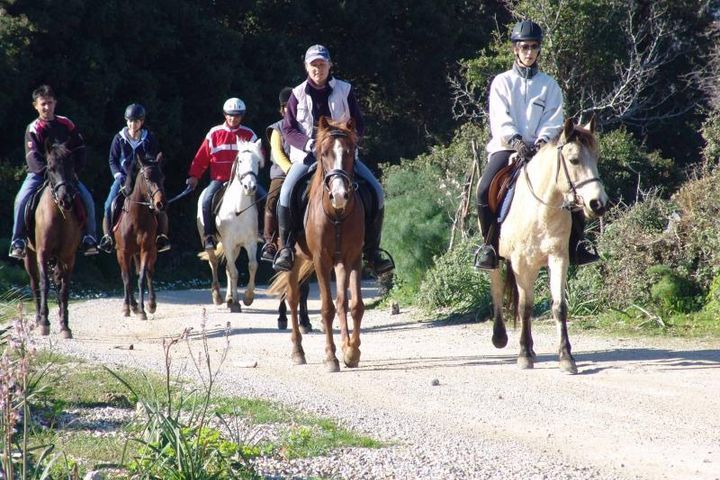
left=156, top=152, right=164, bottom=166
left=561, top=117, right=575, bottom=142
left=254, top=138, right=265, bottom=168
left=318, top=116, right=330, bottom=131
left=136, top=152, right=146, bottom=167
left=583, top=115, right=596, bottom=134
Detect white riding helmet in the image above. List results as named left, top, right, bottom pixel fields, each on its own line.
left=223, top=97, right=246, bottom=116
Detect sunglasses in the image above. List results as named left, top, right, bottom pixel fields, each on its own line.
left=517, top=43, right=541, bottom=52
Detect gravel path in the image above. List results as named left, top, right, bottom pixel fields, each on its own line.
left=36, top=282, right=720, bottom=480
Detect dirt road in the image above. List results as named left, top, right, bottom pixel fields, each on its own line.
left=41, top=282, right=719, bottom=480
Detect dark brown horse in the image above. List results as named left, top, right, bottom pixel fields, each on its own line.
left=270, top=117, right=365, bottom=372
left=114, top=152, right=167, bottom=320
left=24, top=143, right=83, bottom=338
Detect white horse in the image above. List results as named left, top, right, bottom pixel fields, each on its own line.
left=489, top=117, right=608, bottom=374
left=197, top=139, right=264, bottom=312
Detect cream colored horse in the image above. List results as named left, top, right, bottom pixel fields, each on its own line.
left=490, top=117, right=608, bottom=374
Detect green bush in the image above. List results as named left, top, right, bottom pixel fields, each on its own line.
left=416, top=235, right=491, bottom=316
left=647, top=265, right=701, bottom=315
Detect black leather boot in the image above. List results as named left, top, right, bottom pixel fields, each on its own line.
left=363, top=208, right=394, bottom=275
left=98, top=213, right=114, bottom=253
left=156, top=211, right=171, bottom=253
left=261, top=209, right=277, bottom=262
left=272, top=205, right=295, bottom=272
left=570, top=210, right=600, bottom=266
left=473, top=203, right=499, bottom=270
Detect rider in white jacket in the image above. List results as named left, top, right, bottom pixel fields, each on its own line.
left=475, top=19, right=599, bottom=270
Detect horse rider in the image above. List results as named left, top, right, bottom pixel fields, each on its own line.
left=9, top=84, right=99, bottom=259
left=98, top=103, right=170, bottom=254
left=261, top=87, right=294, bottom=263
left=185, top=97, right=260, bottom=250
left=474, top=19, right=600, bottom=270
left=272, top=44, right=394, bottom=276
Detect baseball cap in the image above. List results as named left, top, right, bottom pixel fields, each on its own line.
left=304, top=44, right=331, bottom=64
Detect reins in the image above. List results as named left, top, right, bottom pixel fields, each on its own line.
left=523, top=141, right=603, bottom=211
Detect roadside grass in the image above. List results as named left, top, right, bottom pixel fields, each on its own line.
left=21, top=351, right=383, bottom=477
left=573, top=308, right=720, bottom=338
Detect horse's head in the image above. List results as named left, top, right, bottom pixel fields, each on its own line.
left=233, top=139, right=263, bottom=196
left=136, top=152, right=166, bottom=211
left=45, top=142, right=77, bottom=211
left=316, top=116, right=358, bottom=210
left=557, top=117, right=609, bottom=218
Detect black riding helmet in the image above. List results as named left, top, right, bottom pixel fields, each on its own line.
left=510, top=20, right=543, bottom=43
left=124, top=103, right=146, bottom=121
left=278, top=87, right=292, bottom=106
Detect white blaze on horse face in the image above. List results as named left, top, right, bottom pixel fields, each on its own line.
left=566, top=144, right=608, bottom=218
left=238, top=156, right=257, bottom=195
left=330, top=139, right=349, bottom=209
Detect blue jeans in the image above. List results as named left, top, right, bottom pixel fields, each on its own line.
left=278, top=158, right=384, bottom=209
left=12, top=173, right=96, bottom=241
left=104, top=177, right=123, bottom=219
left=200, top=180, right=225, bottom=236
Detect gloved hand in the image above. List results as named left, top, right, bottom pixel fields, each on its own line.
left=186, top=176, right=199, bottom=191
left=510, top=135, right=535, bottom=160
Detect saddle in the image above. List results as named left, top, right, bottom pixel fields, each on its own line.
left=25, top=182, right=86, bottom=242
left=287, top=164, right=376, bottom=237
left=488, top=156, right=526, bottom=224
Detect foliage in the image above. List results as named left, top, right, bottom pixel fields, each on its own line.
left=700, top=110, right=720, bottom=167
left=647, top=265, right=701, bottom=315
left=416, top=235, right=491, bottom=316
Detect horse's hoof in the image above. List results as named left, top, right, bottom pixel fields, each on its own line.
left=492, top=333, right=508, bottom=349
left=131, top=305, right=140, bottom=314
left=39, top=324, right=50, bottom=336
left=277, top=318, right=288, bottom=330
left=299, top=320, right=312, bottom=334
left=228, top=301, right=241, bottom=313
left=243, top=292, right=254, bottom=306
left=517, top=356, right=534, bottom=370
left=139, top=312, right=148, bottom=321
left=325, top=358, right=341, bottom=373
left=212, top=291, right=222, bottom=305
left=148, top=302, right=157, bottom=314
left=559, top=357, right=578, bottom=374
left=343, top=347, right=361, bottom=368
left=292, top=353, right=307, bottom=365
left=60, top=328, right=73, bottom=339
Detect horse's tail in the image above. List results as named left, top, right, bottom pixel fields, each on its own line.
left=504, top=260, right=519, bottom=329
left=267, top=258, right=315, bottom=299
left=196, top=242, right=226, bottom=262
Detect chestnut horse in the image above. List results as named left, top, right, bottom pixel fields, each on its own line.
left=269, top=117, right=365, bottom=372
left=489, top=117, right=608, bottom=374
left=24, top=143, right=83, bottom=338
left=114, top=152, right=167, bottom=320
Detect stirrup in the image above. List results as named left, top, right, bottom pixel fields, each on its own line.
left=156, top=234, right=171, bottom=253
left=82, top=235, right=99, bottom=256
left=473, top=244, right=498, bottom=270
left=204, top=235, right=217, bottom=250
left=261, top=242, right=277, bottom=262
left=98, top=235, right=114, bottom=254
left=364, top=248, right=395, bottom=275
left=9, top=239, right=26, bottom=260
left=272, top=247, right=294, bottom=272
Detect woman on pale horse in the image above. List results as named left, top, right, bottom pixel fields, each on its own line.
left=474, top=19, right=599, bottom=270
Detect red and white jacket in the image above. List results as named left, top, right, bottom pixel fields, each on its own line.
left=188, top=123, right=258, bottom=181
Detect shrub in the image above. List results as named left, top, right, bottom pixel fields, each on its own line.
left=647, top=265, right=701, bottom=315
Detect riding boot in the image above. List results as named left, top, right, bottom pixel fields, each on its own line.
left=272, top=205, right=295, bottom=272
left=569, top=210, right=600, bottom=266
left=98, top=213, right=114, bottom=254
left=156, top=211, right=171, bottom=253
left=473, top=203, right=499, bottom=270
left=363, top=208, right=395, bottom=275
left=261, top=209, right=277, bottom=262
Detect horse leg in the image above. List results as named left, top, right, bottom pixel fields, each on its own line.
left=549, top=256, right=577, bottom=374
left=130, top=255, right=140, bottom=313
left=344, top=262, right=364, bottom=368
left=316, top=265, right=339, bottom=372
left=36, top=256, right=51, bottom=335
left=136, top=261, right=148, bottom=321
left=57, top=265, right=73, bottom=339
left=224, top=247, right=241, bottom=312
left=243, top=242, right=257, bottom=306
left=287, top=266, right=306, bottom=365
left=489, top=267, right=508, bottom=348
left=118, top=254, right=132, bottom=317
left=147, top=261, right=156, bottom=314
left=514, top=265, right=539, bottom=370
left=334, top=263, right=351, bottom=366
left=207, top=250, right=222, bottom=305
left=277, top=299, right=288, bottom=330
left=24, top=253, right=44, bottom=332
left=299, top=280, right=312, bottom=333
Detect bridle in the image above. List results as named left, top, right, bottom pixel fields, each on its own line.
left=46, top=160, right=77, bottom=210
left=126, top=163, right=163, bottom=210
left=524, top=139, right=604, bottom=211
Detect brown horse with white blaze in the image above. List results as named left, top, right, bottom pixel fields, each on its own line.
left=489, top=117, right=608, bottom=374
left=114, top=152, right=167, bottom=320
left=24, top=142, right=83, bottom=338
left=269, top=117, right=365, bottom=372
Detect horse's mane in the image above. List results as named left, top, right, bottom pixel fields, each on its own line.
left=549, top=124, right=597, bottom=152
left=46, top=143, right=72, bottom=167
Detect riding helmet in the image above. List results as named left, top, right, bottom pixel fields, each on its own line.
left=510, top=20, right=543, bottom=43
left=124, top=103, right=146, bottom=121
left=279, top=87, right=293, bottom=106
left=223, top=97, right=246, bottom=116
